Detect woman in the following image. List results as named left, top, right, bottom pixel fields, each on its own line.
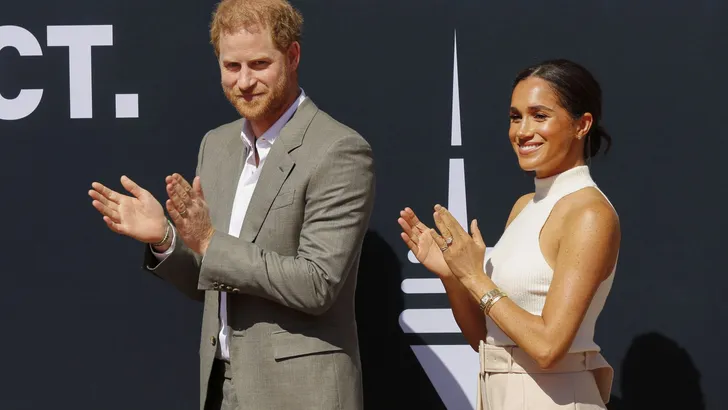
left=398, top=59, right=620, bottom=410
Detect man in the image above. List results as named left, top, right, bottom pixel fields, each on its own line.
left=88, top=0, right=375, bottom=408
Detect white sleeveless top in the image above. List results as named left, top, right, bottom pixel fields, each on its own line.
left=484, top=165, right=617, bottom=353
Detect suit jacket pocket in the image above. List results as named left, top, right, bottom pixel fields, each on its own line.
left=271, top=328, right=344, bottom=361
left=270, top=189, right=295, bottom=210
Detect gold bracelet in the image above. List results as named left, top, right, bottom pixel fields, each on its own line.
left=478, top=288, right=506, bottom=312
left=485, top=293, right=507, bottom=316
left=151, top=220, right=171, bottom=247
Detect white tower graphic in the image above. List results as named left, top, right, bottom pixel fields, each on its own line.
left=399, top=31, right=480, bottom=410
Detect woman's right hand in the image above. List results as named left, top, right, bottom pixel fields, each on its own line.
left=398, top=207, right=453, bottom=279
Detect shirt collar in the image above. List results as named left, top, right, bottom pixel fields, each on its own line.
left=240, top=88, right=307, bottom=149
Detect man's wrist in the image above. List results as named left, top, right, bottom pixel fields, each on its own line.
left=151, top=220, right=172, bottom=248
left=198, top=228, right=215, bottom=255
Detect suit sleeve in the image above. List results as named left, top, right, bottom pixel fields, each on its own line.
left=141, top=131, right=212, bottom=302
left=197, top=134, right=375, bottom=315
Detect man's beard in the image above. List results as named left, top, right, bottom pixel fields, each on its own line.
left=223, top=70, right=289, bottom=122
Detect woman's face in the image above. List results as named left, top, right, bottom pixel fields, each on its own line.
left=508, top=76, right=591, bottom=178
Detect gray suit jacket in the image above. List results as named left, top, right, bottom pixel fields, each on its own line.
left=144, top=98, right=375, bottom=409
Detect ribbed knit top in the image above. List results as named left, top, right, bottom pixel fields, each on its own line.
left=484, top=165, right=616, bottom=353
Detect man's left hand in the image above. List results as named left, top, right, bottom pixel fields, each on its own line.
left=166, top=173, right=215, bottom=255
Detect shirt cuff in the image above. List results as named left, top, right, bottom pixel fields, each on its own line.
left=150, top=226, right=176, bottom=261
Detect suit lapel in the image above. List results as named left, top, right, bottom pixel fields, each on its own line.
left=214, top=132, right=247, bottom=234
left=239, top=98, right=319, bottom=242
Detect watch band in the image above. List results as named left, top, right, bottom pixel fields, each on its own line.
left=478, top=288, right=507, bottom=314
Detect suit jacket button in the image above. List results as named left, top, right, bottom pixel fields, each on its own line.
left=211, top=336, right=217, bottom=346
left=233, top=288, right=240, bottom=293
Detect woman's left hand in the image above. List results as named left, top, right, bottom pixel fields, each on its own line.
left=430, top=204, right=487, bottom=282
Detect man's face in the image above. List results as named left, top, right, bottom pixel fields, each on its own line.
left=219, top=26, right=297, bottom=122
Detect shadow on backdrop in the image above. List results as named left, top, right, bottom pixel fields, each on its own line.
left=356, top=230, right=468, bottom=409
left=607, top=332, right=705, bottom=410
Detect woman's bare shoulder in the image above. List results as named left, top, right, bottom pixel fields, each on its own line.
left=505, top=192, right=536, bottom=229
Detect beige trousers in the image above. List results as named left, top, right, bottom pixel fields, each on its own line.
left=477, top=342, right=613, bottom=410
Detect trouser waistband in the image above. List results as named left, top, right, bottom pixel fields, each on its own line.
left=477, top=342, right=613, bottom=406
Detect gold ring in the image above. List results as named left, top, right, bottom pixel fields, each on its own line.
left=440, top=245, right=448, bottom=252
left=445, top=237, right=453, bottom=245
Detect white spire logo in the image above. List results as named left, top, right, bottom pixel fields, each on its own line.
left=447, top=28, right=468, bottom=231
left=399, top=31, right=480, bottom=410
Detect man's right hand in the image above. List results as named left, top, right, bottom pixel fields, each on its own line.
left=89, top=175, right=168, bottom=247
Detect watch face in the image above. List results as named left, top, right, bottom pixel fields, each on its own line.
left=479, top=295, right=491, bottom=311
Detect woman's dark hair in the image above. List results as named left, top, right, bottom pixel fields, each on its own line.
left=513, top=59, right=611, bottom=159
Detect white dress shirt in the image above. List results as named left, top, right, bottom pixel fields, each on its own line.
left=152, top=89, right=307, bottom=361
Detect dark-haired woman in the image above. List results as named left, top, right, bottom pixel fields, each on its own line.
left=398, top=59, right=620, bottom=409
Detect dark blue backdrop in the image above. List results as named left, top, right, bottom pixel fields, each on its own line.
left=1, top=0, right=726, bottom=409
